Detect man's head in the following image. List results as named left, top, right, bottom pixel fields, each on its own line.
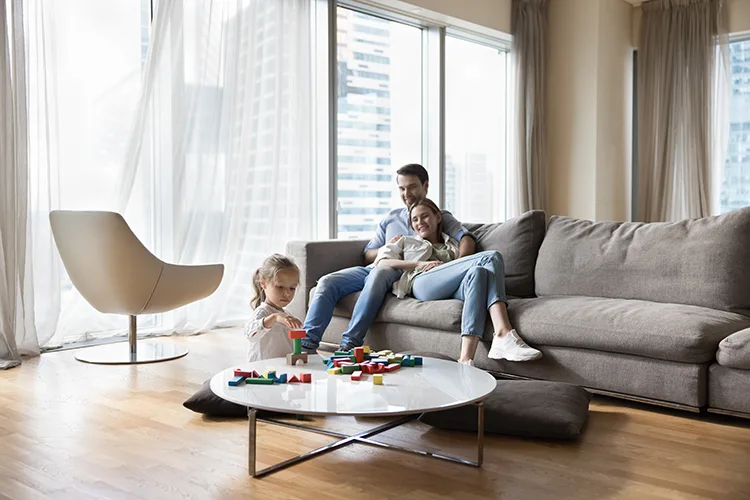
left=396, top=163, right=429, bottom=208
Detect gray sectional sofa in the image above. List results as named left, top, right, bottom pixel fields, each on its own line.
left=287, top=207, right=750, bottom=417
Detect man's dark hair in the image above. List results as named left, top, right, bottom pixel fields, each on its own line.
left=396, top=164, right=429, bottom=185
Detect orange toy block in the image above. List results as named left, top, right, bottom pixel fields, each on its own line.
left=354, top=347, right=364, bottom=363
left=385, top=363, right=400, bottom=372
left=288, top=329, right=307, bottom=339
left=300, top=373, right=312, bottom=383
left=351, top=370, right=363, bottom=381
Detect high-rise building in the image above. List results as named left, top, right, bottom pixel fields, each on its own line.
left=337, top=9, right=394, bottom=239
left=721, top=40, right=750, bottom=213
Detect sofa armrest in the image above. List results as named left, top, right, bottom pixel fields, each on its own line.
left=286, top=239, right=368, bottom=320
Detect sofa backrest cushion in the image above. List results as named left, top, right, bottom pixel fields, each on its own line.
left=465, top=210, right=546, bottom=298
left=535, top=207, right=750, bottom=315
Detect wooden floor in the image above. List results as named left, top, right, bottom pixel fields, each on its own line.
left=1, top=330, right=749, bottom=500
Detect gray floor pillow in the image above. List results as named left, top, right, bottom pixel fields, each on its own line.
left=183, top=380, right=248, bottom=417
left=420, top=379, right=591, bottom=440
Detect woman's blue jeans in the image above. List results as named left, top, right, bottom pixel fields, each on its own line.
left=411, top=250, right=507, bottom=338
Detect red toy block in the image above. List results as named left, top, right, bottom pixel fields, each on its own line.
left=300, top=373, right=312, bottom=383
left=288, top=374, right=300, bottom=383
left=234, top=368, right=255, bottom=378
left=288, top=329, right=307, bottom=339
left=351, top=370, right=362, bottom=381
left=354, top=347, right=364, bottom=363
left=386, top=363, right=400, bottom=372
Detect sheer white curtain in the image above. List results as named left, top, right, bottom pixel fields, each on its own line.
left=1, top=0, right=37, bottom=369
left=4, top=0, right=313, bottom=358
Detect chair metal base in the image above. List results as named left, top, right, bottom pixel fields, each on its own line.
left=75, top=342, right=188, bottom=365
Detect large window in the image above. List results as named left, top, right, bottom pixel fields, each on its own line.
left=444, top=35, right=508, bottom=223
left=336, top=7, right=423, bottom=240
left=720, top=39, right=750, bottom=214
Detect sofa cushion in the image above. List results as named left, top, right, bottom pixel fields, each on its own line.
left=464, top=210, right=546, bottom=298
left=535, top=207, right=750, bottom=315
left=716, top=328, right=750, bottom=369
left=507, top=296, right=750, bottom=364
left=419, top=379, right=590, bottom=439
left=323, top=288, right=464, bottom=332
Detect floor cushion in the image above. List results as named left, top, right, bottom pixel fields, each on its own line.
left=183, top=380, right=247, bottom=417
left=419, top=379, right=591, bottom=440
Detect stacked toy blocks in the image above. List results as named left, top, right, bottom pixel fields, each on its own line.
left=228, top=367, right=311, bottom=386
left=323, top=347, right=422, bottom=384
left=286, top=329, right=308, bottom=366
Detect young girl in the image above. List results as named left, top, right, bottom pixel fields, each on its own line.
left=375, top=198, right=541, bottom=365
left=245, top=254, right=304, bottom=362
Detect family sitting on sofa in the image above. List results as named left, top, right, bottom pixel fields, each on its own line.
left=246, top=163, right=541, bottom=366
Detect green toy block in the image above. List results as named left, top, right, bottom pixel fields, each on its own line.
left=245, top=377, right=274, bottom=385
left=334, top=350, right=352, bottom=356
left=340, top=364, right=360, bottom=374
left=293, top=338, right=302, bottom=355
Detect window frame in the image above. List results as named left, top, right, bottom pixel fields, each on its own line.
left=317, top=0, right=511, bottom=239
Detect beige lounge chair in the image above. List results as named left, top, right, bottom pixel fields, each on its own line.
left=49, top=211, right=224, bottom=364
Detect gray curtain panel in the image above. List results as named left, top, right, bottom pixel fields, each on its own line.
left=637, top=0, right=729, bottom=222
left=0, top=0, right=30, bottom=370
left=510, top=0, right=549, bottom=215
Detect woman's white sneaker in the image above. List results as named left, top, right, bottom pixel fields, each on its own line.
left=488, top=330, right=542, bottom=362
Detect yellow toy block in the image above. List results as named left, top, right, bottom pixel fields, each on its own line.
left=327, top=367, right=342, bottom=375
left=363, top=346, right=371, bottom=354
left=373, top=374, right=383, bottom=385
left=377, top=350, right=392, bottom=357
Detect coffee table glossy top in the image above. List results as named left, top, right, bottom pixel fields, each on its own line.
left=210, top=355, right=497, bottom=417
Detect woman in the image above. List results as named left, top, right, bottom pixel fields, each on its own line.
left=375, top=198, right=541, bottom=365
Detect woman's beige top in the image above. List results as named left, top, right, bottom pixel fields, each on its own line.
left=374, top=233, right=459, bottom=298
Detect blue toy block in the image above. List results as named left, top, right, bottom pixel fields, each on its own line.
left=414, top=356, right=423, bottom=366
left=228, top=375, right=245, bottom=386
left=276, top=373, right=288, bottom=384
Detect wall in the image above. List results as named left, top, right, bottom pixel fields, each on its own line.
left=378, top=0, right=511, bottom=36
left=547, top=0, right=634, bottom=221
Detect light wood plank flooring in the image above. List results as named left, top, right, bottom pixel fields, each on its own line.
left=1, top=329, right=749, bottom=500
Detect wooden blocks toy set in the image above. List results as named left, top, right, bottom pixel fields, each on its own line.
left=323, top=346, right=423, bottom=385
left=229, top=367, right=311, bottom=386
left=286, top=329, right=309, bottom=366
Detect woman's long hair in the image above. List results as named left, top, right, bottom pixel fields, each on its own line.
left=250, top=254, right=300, bottom=309
left=408, top=198, right=443, bottom=239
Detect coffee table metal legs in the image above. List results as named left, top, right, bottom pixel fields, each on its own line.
left=247, top=403, right=485, bottom=478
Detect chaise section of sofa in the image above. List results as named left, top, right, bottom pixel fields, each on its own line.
left=708, top=328, right=750, bottom=416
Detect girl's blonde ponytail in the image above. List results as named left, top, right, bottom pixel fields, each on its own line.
left=250, top=269, right=265, bottom=309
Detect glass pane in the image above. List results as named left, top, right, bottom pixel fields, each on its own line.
left=445, top=36, right=507, bottom=223
left=721, top=39, right=750, bottom=213
left=336, top=8, right=422, bottom=239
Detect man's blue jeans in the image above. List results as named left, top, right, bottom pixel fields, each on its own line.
left=411, top=251, right=507, bottom=338
left=301, top=265, right=403, bottom=349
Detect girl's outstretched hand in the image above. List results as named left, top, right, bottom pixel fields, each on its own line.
left=274, top=313, right=302, bottom=329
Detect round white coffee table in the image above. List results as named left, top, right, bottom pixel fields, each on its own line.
left=210, top=354, right=496, bottom=478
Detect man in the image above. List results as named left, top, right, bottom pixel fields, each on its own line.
left=301, top=163, right=475, bottom=352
